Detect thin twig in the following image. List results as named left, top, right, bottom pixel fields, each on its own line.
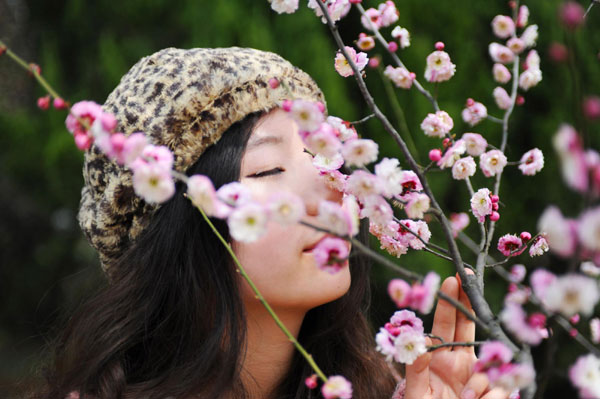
left=427, top=341, right=485, bottom=352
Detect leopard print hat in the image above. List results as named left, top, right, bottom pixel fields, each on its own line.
left=78, top=47, right=325, bottom=270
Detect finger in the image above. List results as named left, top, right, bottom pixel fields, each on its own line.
left=454, top=272, right=476, bottom=356
left=404, top=337, right=432, bottom=399
left=481, top=387, right=510, bottom=399
left=459, top=372, right=488, bottom=399
left=430, top=276, right=459, bottom=350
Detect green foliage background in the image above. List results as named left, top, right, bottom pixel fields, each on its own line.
left=0, top=0, right=598, bottom=397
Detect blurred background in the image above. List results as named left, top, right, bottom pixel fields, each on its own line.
left=0, top=0, right=598, bottom=397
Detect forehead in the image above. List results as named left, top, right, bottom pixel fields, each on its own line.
left=246, top=109, right=298, bottom=151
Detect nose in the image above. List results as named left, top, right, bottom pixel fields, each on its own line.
left=303, top=166, right=344, bottom=218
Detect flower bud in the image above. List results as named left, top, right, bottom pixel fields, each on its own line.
left=428, top=149, right=442, bottom=162
left=282, top=99, right=293, bottom=112
left=492, top=202, right=499, bottom=211
left=368, top=56, right=380, bottom=68
left=516, top=95, right=525, bottom=106
left=435, top=41, right=445, bottom=51
left=53, top=97, right=68, bottom=110
left=490, top=194, right=499, bottom=203
left=548, top=42, right=568, bottom=63
left=570, top=314, right=580, bottom=324
left=37, top=96, right=50, bottom=110
left=583, top=96, right=600, bottom=120
left=268, top=78, right=280, bottom=89
left=559, top=1, right=585, bottom=30
left=0, top=45, right=6, bottom=56
left=29, top=63, right=41, bottom=76
left=387, top=41, right=398, bottom=52
left=490, top=211, right=500, bottom=222
left=305, top=374, right=318, bottom=389
left=520, top=231, right=532, bottom=241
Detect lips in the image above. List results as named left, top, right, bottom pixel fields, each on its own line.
left=302, top=234, right=329, bottom=253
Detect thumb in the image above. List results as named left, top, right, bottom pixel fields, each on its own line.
left=404, top=337, right=432, bottom=399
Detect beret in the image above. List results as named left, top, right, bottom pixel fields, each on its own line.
left=77, top=47, right=325, bottom=270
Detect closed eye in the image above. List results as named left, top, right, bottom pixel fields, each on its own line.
left=247, top=167, right=285, bottom=178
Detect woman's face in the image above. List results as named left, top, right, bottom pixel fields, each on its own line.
left=233, top=108, right=351, bottom=312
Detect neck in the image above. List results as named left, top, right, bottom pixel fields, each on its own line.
left=240, top=302, right=306, bottom=399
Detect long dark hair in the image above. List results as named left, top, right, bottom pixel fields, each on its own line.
left=32, top=112, right=396, bottom=399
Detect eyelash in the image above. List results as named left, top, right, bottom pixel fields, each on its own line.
left=248, top=167, right=285, bottom=178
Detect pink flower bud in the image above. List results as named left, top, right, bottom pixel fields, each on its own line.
left=268, top=78, right=280, bottom=89
left=435, top=41, right=445, bottom=51
left=0, top=45, right=6, bottom=56
left=37, top=96, right=50, bottom=110
left=490, top=211, right=500, bottom=222
left=29, top=63, right=41, bottom=76
left=569, top=328, right=578, bottom=337
left=516, top=95, right=525, bottom=106
left=548, top=42, right=568, bottom=63
left=53, top=97, right=68, bottom=110
left=388, top=41, right=398, bottom=52
left=560, top=2, right=585, bottom=30
left=110, top=132, right=126, bottom=152
left=520, top=231, right=532, bottom=241
left=583, top=96, right=600, bottom=120
left=508, top=282, right=518, bottom=292
left=305, top=374, right=318, bottom=389
left=442, top=138, right=451, bottom=147
left=528, top=313, right=546, bottom=328
left=282, top=99, right=293, bottom=112
left=492, top=202, right=499, bottom=211
left=466, top=98, right=475, bottom=107
left=316, top=101, right=326, bottom=113
left=368, top=57, right=380, bottom=68
left=74, top=133, right=93, bottom=151
left=428, top=149, right=442, bottom=162
left=570, top=314, right=580, bottom=324
left=349, top=0, right=362, bottom=3
left=490, top=194, right=500, bottom=203
left=509, top=1, right=517, bottom=9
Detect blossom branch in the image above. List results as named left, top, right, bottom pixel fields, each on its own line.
left=427, top=341, right=485, bottom=352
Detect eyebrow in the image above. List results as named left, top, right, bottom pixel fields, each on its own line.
left=246, top=135, right=284, bottom=150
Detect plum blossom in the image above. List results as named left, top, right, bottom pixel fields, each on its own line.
left=375, top=158, right=403, bottom=198
left=489, top=43, right=515, bottom=64
left=509, top=264, right=527, bottom=283
left=313, top=237, right=350, bottom=274
left=313, top=153, right=344, bottom=171
left=493, top=86, right=512, bottom=110
left=322, top=375, right=353, bottom=399
left=492, top=363, right=536, bottom=392
left=405, top=193, right=430, bottom=219
left=398, top=171, right=423, bottom=198
left=376, top=310, right=427, bottom=365
left=517, top=5, right=529, bottom=28
left=519, top=68, right=542, bottom=91
left=506, top=37, right=525, bottom=55
left=391, top=26, right=411, bottom=48
left=269, top=0, right=298, bottom=14
left=409, top=272, right=440, bottom=314
left=346, top=170, right=383, bottom=201
left=438, top=139, right=466, bottom=169
left=378, top=1, right=399, bottom=27
left=383, top=65, right=415, bottom=89
left=187, top=175, right=229, bottom=218
left=475, top=341, right=514, bottom=372
left=360, top=7, right=382, bottom=30
left=500, top=303, right=548, bottom=345
left=544, top=273, right=600, bottom=317
left=480, top=150, right=507, bottom=177
left=289, top=100, right=324, bottom=132
left=471, top=188, right=493, bottom=223
left=491, top=15, right=515, bottom=39
left=450, top=212, right=470, bottom=237
left=377, top=231, right=409, bottom=258
left=498, top=234, right=526, bottom=257
left=405, top=220, right=431, bottom=250
left=529, top=235, right=549, bottom=257
left=424, top=50, right=456, bottom=82
left=65, top=100, right=105, bottom=150
left=578, top=207, right=600, bottom=252
left=227, top=202, right=268, bottom=243
left=581, top=261, right=600, bottom=277
left=518, top=148, right=544, bottom=176
left=132, top=163, right=175, bottom=204
left=569, top=354, right=600, bottom=399
left=341, top=138, right=378, bottom=167
left=553, top=124, right=588, bottom=193
left=388, top=280, right=412, bottom=308
left=119, top=133, right=148, bottom=166
left=461, top=100, right=488, bottom=126
left=529, top=269, right=557, bottom=306
left=308, top=0, right=351, bottom=24
left=493, top=63, right=512, bottom=84
left=266, top=191, right=305, bottom=225
left=356, top=33, right=375, bottom=51
left=304, top=123, right=342, bottom=158
left=591, top=318, right=600, bottom=344
left=334, top=46, right=368, bottom=77
left=217, top=182, right=252, bottom=208
left=361, top=195, right=393, bottom=226
left=389, top=310, right=425, bottom=334
left=318, top=200, right=353, bottom=236
left=462, top=133, right=488, bottom=156
left=520, top=25, right=538, bottom=48
left=452, top=156, right=476, bottom=180
left=393, top=330, right=427, bottom=364
left=420, top=110, right=454, bottom=138
left=327, top=116, right=357, bottom=142
left=537, top=206, right=578, bottom=257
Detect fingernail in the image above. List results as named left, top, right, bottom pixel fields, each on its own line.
left=461, top=389, right=476, bottom=399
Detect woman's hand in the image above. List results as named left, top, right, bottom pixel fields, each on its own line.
left=404, top=276, right=508, bottom=399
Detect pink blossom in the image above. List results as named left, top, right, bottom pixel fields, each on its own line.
left=509, top=264, right=527, bottom=283
left=356, top=33, right=375, bottom=51
left=500, top=303, right=548, bottom=345
left=581, top=261, right=600, bottom=277
left=489, top=43, right=515, bottom=64
left=305, top=123, right=342, bottom=158
left=327, top=116, right=357, bottom=142
left=518, top=148, right=544, bottom=176
left=529, top=269, right=557, bottom=303
left=389, top=309, right=425, bottom=334
left=341, top=138, right=378, bottom=167
left=313, top=236, right=350, bottom=274
left=378, top=1, right=399, bottom=27
left=450, top=212, right=470, bottom=237
left=342, top=194, right=360, bottom=237
left=375, top=157, right=403, bottom=198
left=187, top=175, right=230, bottom=218
left=553, top=125, right=588, bottom=192
left=452, top=156, right=476, bottom=180
left=227, top=202, right=268, bottom=243
left=346, top=170, right=383, bottom=201
left=420, top=110, right=454, bottom=138
left=491, top=15, right=515, bottom=39
left=391, top=26, right=410, bottom=48
left=269, top=0, right=299, bottom=14
left=361, top=195, right=393, bottom=226
left=591, top=318, right=600, bottom=344
left=578, top=207, right=600, bottom=252
left=377, top=232, right=409, bottom=258
left=462, top=133, right=488, bottom=156
left=334, top=46, right=368, bottom=77
left=398, top=171, right=423, bottom=199
left=583, top=96, right=600, bottom=120
left=217, top=182, right=252, bottom=208
left=559, top=1, right=586, bottom=30
left=517, top=5, right=529, bottom=27
left=424, top=50, right=456, bottom=82
left=404, top=193, right=430, bottom=220
left=131, top=162, right=175, bottom=204
left=318, top=200, right=353, bottom=236
left=405, top=220, right=431, bottom=250
left=569, top=354, right=600, bottom=398
left=471, top=188, right=493, bottom=223
left=375, top=328, right=397, bottom=361
left=409, top=272, right=440, bottom=314
left=130, top=144, right=174, bottom=172
left=493, top=87, right=512, bottom=110
left=308, top=0, right=351, bottom=24
left=289, top=99, right=324, bottom=132
left=438, top=139, right=466, bottom=169
left=529, top=235, right=549, bottom=257
left=493, top=63, right=512, bottom=84
left=322, top=375, right=353, bottom=399
left=480, top=150, right=507, bottom=177
left=120, top=133, right=148, bottom=166
left=392, top=330, right=427, bottom=364
left=461, top=100, right=488, bottom=126
left=266, top=191, right=305, bottom=225
left=388, top=280, right=412, bottom=308
left=313, top=153, right=344, bottom=171
left=65, top=101, right=105, bottom=150
left=519, top=68, right=542, bottom=91
left=384, top=65, right=415, bottom=89
left=474, top=341, right=513, bottom=373
left=497, top=234, right=525, bottom=257
left=520, top=25, right=538, bottom=48
left=506, top=38, right=525, bottom=55
left=492, top=363, right=536, bottom=392
left=544, top=273, right=600, bottom=317
left=360, top=7, right=382, bottom=30
left=321, top=170, right=347, bottom=192
left=538, top=206, right=578, bottom=257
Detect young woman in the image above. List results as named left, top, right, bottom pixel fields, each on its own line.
left=34, top=47, right=506, bottom=399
